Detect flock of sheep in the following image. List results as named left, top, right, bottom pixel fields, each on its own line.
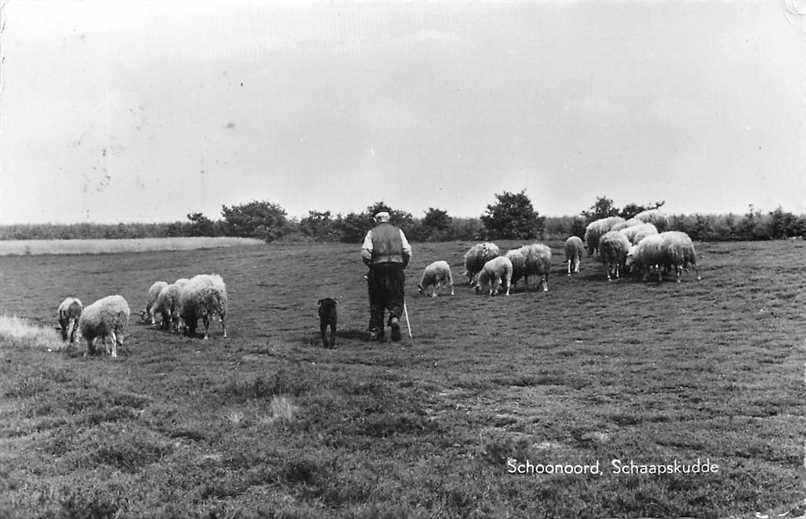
left=419, top=209, right=701, bottom=298
left=55, top=209, right=699, bottom=355
left=56, top=273, right=228, bottom=357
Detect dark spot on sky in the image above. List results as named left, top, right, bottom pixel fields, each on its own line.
left=101, top=148, right=107, bottom=157
left=225, top=122, right=236, bottom=129
left=79, top=34, right=87, bottom=42
left=240, top=82, right=244, bottom=87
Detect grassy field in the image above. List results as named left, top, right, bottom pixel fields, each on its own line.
left=0, top=240, right=804, bottom=518
left=0, top=237, right=265, bottom=256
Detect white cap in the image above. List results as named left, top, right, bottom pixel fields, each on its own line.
left=374, top=211, right=390, bottom=223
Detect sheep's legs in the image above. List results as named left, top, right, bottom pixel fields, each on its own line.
left=220, top=313, right=228, bottom=338
left=542, top=274, right=549, bottom=292
left=202, top=316, right=210, bottom=340
left=567, top=259, right=572, bottom=277
left=109, top=332, right=118, bottom=358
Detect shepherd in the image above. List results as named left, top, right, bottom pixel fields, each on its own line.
left=361, top=211, right=412, bottom=342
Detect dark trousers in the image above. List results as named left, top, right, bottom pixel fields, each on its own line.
left=367, top=263, right=405, bottom=334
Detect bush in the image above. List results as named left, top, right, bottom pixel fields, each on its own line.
left=480, top=190, right=544, bottom=240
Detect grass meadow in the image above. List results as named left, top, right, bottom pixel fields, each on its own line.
left=0, top=237, right=265, bottom=256
left=0, top=240, right=804, bottom=518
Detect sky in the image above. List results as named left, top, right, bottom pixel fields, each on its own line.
left=0, top=0, right=804, bottom=224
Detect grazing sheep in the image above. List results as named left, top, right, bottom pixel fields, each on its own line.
left=633, top=209, right=669, bottom=231
left=619, top=223, right=659, bottom=245
left=417, top=260, right=455, bottom=297
left=463, top=242, right=500, bottom=284
left=505, top=248, right=527, bottom=287
left=57, top=297, right=83, bottom=343
left=144, top=281, right=168, bottom=325
left=78, top=295, right=130, bottom=358
left=610, top=218, right=642, bottom=232
left=626, top=231, right=700, bottom=282
left=659, top=231, right=701, bottom=282
left=564, top=236, right=584, bottom=277
left=583, top=216, right=626, bottom=256
left=599, top=231, right=631, bottom=281
left=475, top=256, right=513, bottom=296
left=317, top=298, right=337, bottom=347
left=179, top=274, right=228, bottom=339
left=518, top=243, right=552, bottom=291
left=152, top=283, right=181, bottom=333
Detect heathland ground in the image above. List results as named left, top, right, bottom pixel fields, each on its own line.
left=0, top=240, right=803, bottom=518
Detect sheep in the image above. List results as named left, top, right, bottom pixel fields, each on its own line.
left=610, top=218, right=642, bottom=232
left=625, top=231, right=701, bottom=282
left=658, top=231, right=701, bottom=282
left=57, top=297, right=83, bottom=343
left=619, top=222, right=659, bottom=245
left=564, top=236, right=584, bottom=277
left=463, top=242, right=500, bottom=284
left=151, top=277, right=191, bottom=333
left=518, top=243, right=551, bottom=291
left=78, top=295, right=130, bottom=358
left=144, top=281, right=168, bottom=325
left=178, top=274, right=228, bottom=339
left=583, top=216, right=626, bottom=256
left=505, top=248, right=527, bottom=287
left=417, top=260, right=455, bottom=297
left=475, top=256, right=513, bottom=296
left=633, top=209, right=669, bottom=231
left=598, top=231, right=631, bottom=281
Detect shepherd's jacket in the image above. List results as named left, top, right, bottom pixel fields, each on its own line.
left=361, top=223, right=412, bottom=266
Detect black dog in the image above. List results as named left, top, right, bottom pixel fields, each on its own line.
left=317, top=298, right=337, bottom=348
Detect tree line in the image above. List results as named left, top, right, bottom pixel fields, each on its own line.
left=2, top=193, right=804, bottom=243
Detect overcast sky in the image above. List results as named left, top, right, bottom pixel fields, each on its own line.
left=1, top=1, right=804, bottom=224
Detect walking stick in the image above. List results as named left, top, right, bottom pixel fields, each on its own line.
left=402, top=302, right=414, bottom=346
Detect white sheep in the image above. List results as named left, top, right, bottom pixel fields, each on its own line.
left=625, top=231, right=700, bottom=282
left=463, top=242, right=500, bottom=284
left=583, top=216, right=626, bottom=256
left=57, top=297, right=83, bottom=343
left=599, top=231, right=631, bottom=281
left=564, top=236, right=584, bottom=277
left=633, top=209, right=669, bottom=231
left=152, top=283, right=180, bottom=332
left=417, top=260, right=455, bottom=297
left=619, top=222, right=659, bottom=245
left=78, top=295, right=130, bottom=358
left=475, top=256, right=513, bottom=296
left=179, top=274, right=228, bottom=339
left=659, top=231, right=701, bottom=282
left=610, top=218, right=642, bottom=232
left=518, top=243, right=551, bottom=291
left=145, top=281, right=168, bottom=325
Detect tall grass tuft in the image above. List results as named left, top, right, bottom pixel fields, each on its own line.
left=0, top=315, right=63, bottom=350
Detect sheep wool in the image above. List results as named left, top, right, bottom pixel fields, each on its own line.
left=418, top=260, right=455, bottom=297
left=633, top=209, right=669, bottom=231
left=584, top=216, right=626, bottom=256
left=476, top=256, right=513, bottom=296
left=599, top=231, right=631, bottom=281
left=78, top=295, right=130, bottom=358
left=179, top=274, right=228, bottom=339
left=463, top=242, right=500, bottom=284
left=153, top=283, right=183, bottom=333
left=57, top=297, right=83, bottom=343
left=564, top=236, right=584, bottom=277
left=519, top=243, right=552, bottom=291
left=145, top=281, right=168, bottom=325
left=619, top=223, right=659, bottom=245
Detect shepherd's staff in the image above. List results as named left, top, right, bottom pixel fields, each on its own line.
left=402, top=302, right=414, bottom=346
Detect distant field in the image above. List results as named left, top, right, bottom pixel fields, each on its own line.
left=0, top=240, right=804, bottom=518
left=0, top=236, right=265, bottom=256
